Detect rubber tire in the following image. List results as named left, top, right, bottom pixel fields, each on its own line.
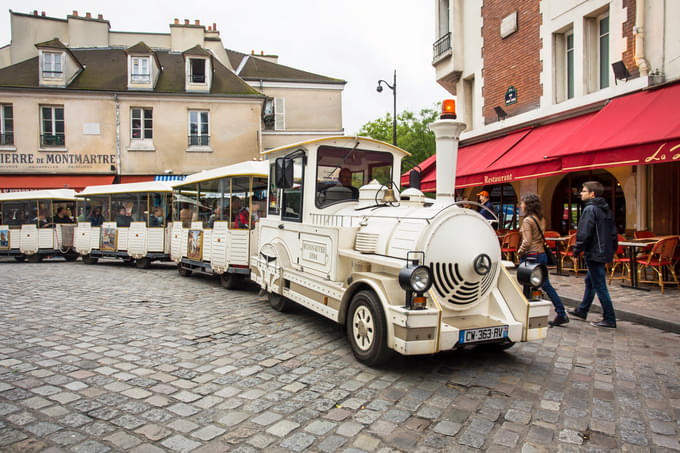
left=14, top=256, right=26, bottom=262
left=268, top=291, right=290, bottom=312
left=135, top=258, right=151, bottom=269
left=64, top=252, right=79, bottom=262
left=82, top=255, right=98, bottom=265
left=178, top=264, right=192, bottom=277
left=346, top=290, right=391, bottom=366
left=27, top=254, right=43, bottom=263
left=220, top=272, right=242, bottom=290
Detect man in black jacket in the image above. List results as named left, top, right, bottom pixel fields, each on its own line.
left=569, top=181, right=618, bottom=328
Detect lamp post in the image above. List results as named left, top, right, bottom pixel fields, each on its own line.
left=376, top=70, right=397, bottom=146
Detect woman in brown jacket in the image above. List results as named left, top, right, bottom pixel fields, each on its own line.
left=518, top=193, right=568, bottom=327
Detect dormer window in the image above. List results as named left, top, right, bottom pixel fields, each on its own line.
left=131, top=57, right=150, bottom=83
left=190, top=59, right=206, bottom=83
left=42, top=52, right=63, bottom=78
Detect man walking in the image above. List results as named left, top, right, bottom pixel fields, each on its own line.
left=569, top=181, right=618, bottom=328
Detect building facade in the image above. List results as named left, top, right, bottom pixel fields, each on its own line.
left=0, top=10, right=345, bottom=191
left=426, top=0, right=680, bottom=235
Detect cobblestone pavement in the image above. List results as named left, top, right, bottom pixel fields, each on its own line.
left=1, top=260, right=680, bottom=453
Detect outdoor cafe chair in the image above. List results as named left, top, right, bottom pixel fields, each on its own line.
left=500, top=231, right=521, bottom=263
left=634, top=230, right=656, bottom=260
left=636, top=236, right=679, bottom=294
left=608, top=234, right=631, bottom=284
left=559, top=233, right=583, bottom=276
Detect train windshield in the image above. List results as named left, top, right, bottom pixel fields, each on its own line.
left=315, top=145, right=393, bottom=208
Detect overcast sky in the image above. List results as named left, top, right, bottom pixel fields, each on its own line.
left=0, top=1, right=452, bottom=134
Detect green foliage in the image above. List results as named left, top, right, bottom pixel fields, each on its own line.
left=358, top=103, right=440, bottom=172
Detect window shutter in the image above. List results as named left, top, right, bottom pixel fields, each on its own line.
left=274, top=97, right=285, bottom=131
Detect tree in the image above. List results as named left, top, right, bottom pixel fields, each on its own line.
left=358, top=103, right=440, bottom=172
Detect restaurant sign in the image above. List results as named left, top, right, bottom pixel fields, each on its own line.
left=643, top=142, right=680, bottom=164
left=0, top=151, right=116, bottom=173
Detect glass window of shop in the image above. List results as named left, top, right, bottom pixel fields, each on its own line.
left=479, top=184, right=518, bottom=230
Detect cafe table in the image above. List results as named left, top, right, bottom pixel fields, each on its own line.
left=618, top=239, right=658, bottom=291
left=550, top=236, right=572, bottom=276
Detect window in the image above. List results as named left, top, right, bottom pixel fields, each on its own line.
left=262, top=97, right=286, bottom=131
left=40, top=106, right=65, bottom=147
left=268, top=162, right=280, bottom=215
left=599, top=14, right=610, bottom=89
left=149, top=193, right=170, bottom=228
left=188, top=110, right=209, bottom=146
left=566, top=32, right=574, bottom=99
left=2, top=200, right=37, bottom=228
left=111, top=193, right=145, bottom=227
left=190, top=58, right=206, bottom=83
left=42, top=52, right=63, bottom=78
left=282, top=154, right=305, bottom=222
left=315, top=145, right=393, bottom=208
left=438, top=0, right=450, bottom=37
left=131, top=57, right=150, bottom=83
left=0, top=104, right=12, bottom=146
left=131, top=108, right=153, bottom=140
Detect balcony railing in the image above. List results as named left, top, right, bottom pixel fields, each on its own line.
left=0, top=133, right=13, bottom=145
left=433, top=32, right=452, bottom=61
left=188, top=135, right=210, bottom=146
left=41, top=134, right=65, bottom=146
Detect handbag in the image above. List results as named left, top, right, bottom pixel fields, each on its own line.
left=530, top=217, right=556, bottom=266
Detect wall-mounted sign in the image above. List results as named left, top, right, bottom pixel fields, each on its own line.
left=500, top=11, right=518, bottom=39
left=505, top=86, right=517, bottom=105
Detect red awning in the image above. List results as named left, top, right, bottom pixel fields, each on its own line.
left=0, top=175, right=114, bottom=191
left=120, top=175, right=154, bottom=184
left=547, top=82, right=680, bottom=171
left=456, top=113, right=596, bottom=187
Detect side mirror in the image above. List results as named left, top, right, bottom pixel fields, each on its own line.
left=275, top=158, right=294, bottom=189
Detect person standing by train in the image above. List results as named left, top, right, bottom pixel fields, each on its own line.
left=517, top=193, right=568, bottom=327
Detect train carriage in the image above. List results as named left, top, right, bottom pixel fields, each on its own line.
left=171, top=161, right=269, bottom=287
left=74, top=182, right=173, bottom=268
left=0, top=189, right=80, bottom=262
left=249, top=101, right=552, bottom=365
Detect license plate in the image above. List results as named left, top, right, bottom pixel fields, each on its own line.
left=459, top=325, right=508, bottom=344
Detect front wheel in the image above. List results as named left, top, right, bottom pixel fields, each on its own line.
left=346, top=290, right=391, bottom=366
left=268, top=291, right=290, bottom=312
left=220, top=272, right=242, bottom=290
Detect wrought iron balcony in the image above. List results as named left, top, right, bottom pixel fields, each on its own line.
left=41, top=134, right=65, bottom=146
left=188, top=135, right=210, bottom=146
left=433, top=32, right=452, bottom=61
left=0, top=133, right=13, bottom=145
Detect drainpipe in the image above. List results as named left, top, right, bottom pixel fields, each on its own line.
left=114, top=93, right=121, bottom=183
left=634, top=0, right=649, bottom=76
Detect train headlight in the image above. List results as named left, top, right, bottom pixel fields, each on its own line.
left=399, top=264, right=433, bottom=293
left=517, top=261, right=547, bottom=295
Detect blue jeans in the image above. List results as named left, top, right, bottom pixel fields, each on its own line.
left=577, top=259, right=616, bottom=324
left=521, top=253, right=566, bottom=317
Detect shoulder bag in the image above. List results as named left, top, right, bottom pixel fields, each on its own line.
left=530, top=217, right=556, bottom=266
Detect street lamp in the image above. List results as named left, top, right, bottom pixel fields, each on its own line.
left=376, top=70, right=397, bottom=146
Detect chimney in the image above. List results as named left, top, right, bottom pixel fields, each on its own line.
left=98, top=14, right=103, bottom=20
left=174, top=18, right=179, bottom=24
left=195, top=19, right=200, bottom=25
left=208, top=26, right=212, bottom=31
left=72, top=10, right=78, bottom=16
left=41, top=11, right=46, bottom=16
left=213, top=22, right=217, bottom=31
left=33, top=10, right=38, bottom=16
left=429, top=100, right=466, bottom=202
left=184, top=19, right=189, bottom=25
left=85, top=12, right=91, bottom=19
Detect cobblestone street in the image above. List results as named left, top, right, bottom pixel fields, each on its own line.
left=1, top=260, right=679, bottom=453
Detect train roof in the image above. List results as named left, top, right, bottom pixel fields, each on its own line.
left=174, top=160, right=269, bottom=187
left=0, top=189, right=78, bottom=201
left=76, top=181, right=173, bottom=196
left=261, top=136, right=411, bottom=157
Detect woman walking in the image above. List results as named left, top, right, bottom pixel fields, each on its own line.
left=517, top=194, right=569, bottom=327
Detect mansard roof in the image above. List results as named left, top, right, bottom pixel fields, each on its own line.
left=0, top=48, right=262, bottom=96
left=226, top=49, right=345, bottom=85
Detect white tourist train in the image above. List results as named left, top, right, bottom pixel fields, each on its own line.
left=0, top=189, right=80, bottom=262
left=74, top=181, right=173, bottom=268
left=171, top=161, right=269, bottom=288
left=173, top=101, right=551, bottom=364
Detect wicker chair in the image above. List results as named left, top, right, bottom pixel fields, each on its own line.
left=559, top=233, right=582, bottom=275
left=636, top=236, right=679, bottom=294
left=501, top=231, right=521, bottom=263
left=608, top=234, right=630, bottom=284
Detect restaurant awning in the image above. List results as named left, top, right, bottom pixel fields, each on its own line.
left=403, top=81, right=680, bottom=191
left=0, top=175, right=114, bottom=191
